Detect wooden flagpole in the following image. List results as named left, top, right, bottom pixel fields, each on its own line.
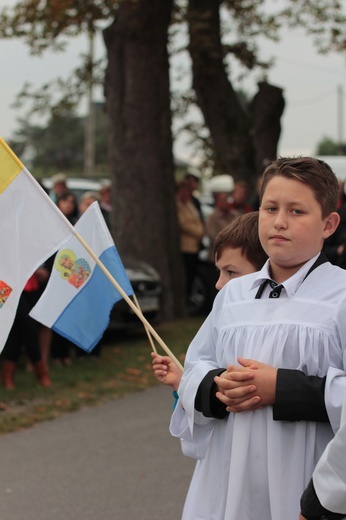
left=73, top=230, right=184, bottom=372
left=133, top=293, right=157, bottom=354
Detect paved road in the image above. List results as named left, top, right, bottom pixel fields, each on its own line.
left=0, top=385, right=195, bottom=520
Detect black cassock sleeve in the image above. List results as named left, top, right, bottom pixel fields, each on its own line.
left=273, top=369, right=329, bottom=422
left=300, top=478, right=345, bottom=519
left=195, top=368, right=228, bottom=419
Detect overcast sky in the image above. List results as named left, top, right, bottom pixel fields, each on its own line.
left=0, top=3, right=345, bottom=163
left=256, top=27, right=346, bottom=157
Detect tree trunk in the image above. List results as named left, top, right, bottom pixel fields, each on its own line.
left=188, top=0, right=254, bottom=182
left=250, top=82, right=285, bottom=177
left=188, top=1, right=285, bottom=189
left=103, top=0, right=185, bottom=320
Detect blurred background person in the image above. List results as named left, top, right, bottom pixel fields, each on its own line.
left=205, top=191, right=238, bottom=263
left=185, top=169, right=204, bottom=224
left=229, top=180, right=253, bottom=215
left=57, top=190, right=78, bottom=224
left=176, top=179, right=205, bottom=306
left=78, top=191, right=101, bottom=216
left=49, top=173, right=68, bottom=204
left=98, top=181, right=112, bottom=228
left=248, top=174, right=264, bottom=211
left=1, top=269, right=51, bottom=389
left=36, top=258, right=54, bottom=370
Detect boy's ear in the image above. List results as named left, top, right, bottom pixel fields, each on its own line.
left=323, top=212, right=340, bottom=238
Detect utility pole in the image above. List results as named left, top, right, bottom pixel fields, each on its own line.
left=84, top=30, right=95, bottom=178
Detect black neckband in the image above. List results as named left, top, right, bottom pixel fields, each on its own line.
left=254, top=253, right=329, bottom=300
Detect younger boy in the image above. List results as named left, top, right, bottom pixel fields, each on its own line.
left=152, top=211, right=267, bottom=391
left=171, top=157, right=346, bottom=520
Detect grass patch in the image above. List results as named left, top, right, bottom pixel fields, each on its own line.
left=0, top=316, right=204, bottom=435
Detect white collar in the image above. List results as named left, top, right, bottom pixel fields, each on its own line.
left=251, top=253, right=321, bottom=298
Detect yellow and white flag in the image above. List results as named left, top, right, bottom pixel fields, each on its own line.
left=0, top=138, right=73, bottom=352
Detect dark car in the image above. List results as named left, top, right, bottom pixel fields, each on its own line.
left=109, top=256, right=162, bottom=330
left=189, top=256, right=218, bottom=316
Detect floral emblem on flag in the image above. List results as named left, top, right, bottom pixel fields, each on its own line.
left=55, top=249, right=91, bottom=289
left=0, top=280, right=12, bottom=308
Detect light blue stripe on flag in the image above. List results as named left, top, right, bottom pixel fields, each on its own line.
left=52, top=246, right=134, bottom=352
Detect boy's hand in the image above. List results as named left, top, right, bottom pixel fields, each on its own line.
left=214, top=365, right=260, bottom=412
left=214, top=357, right=278, bottom=413
left=151, top=352, right=181, bottom=391
left=238, top=357, right=278, bottom=407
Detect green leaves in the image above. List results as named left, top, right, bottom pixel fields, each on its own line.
left=0, top=1, right=117, bottom=52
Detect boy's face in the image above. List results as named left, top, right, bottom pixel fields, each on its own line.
left=215, top=247, right=257, bottom=291
left=259, top=176, right=339, bottom=282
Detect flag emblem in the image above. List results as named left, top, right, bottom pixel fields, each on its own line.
left=55, top=250, right=91, bottom=288
left=0, top=281, right=12, bottom=308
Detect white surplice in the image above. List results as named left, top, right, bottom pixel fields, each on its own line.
left=313, top=389, right=346, bottom=514
left=170, top=260, right=346, bottom=520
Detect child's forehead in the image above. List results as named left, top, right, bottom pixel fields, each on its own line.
left=218, top=246, right=244, bottom=262
left=262, top=176, right=316, bottom=199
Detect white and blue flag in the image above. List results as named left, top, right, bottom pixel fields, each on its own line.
left=30, top=202, right=134, bottom=352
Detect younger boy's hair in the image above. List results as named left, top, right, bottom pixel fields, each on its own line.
left=214, top=212, right=268, bottom=271
left=260, top=157, right=339, bottom=218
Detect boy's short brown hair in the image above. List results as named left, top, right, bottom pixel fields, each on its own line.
left=214, top=212, right=268, bottom=271
left=260, top=157, right=339, bottom=218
